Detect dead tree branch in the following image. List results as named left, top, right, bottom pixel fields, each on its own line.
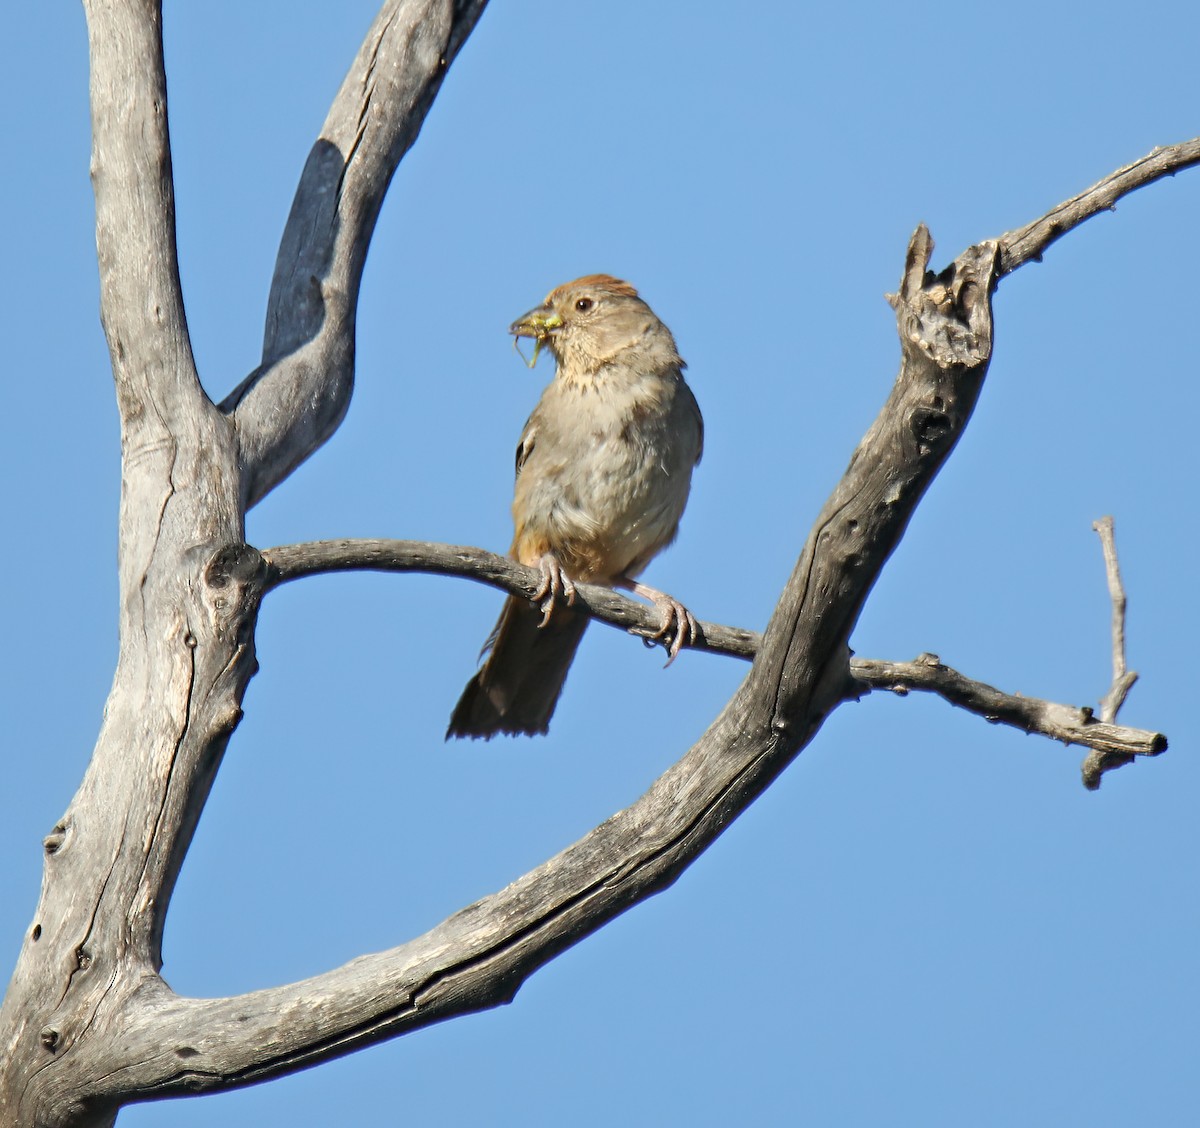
left=260, top=538, right=1166, bottom=761
left=26, top=221, right=1002, bottom=1106
left=221, top=0, right=489, bottom=509
left=1093, top=516, right=1138, bottom=721
left=0, top=2, right=487, bottom=1125
left=851, top=655, right=1163, bottom=761
left=998, top=138, right=1200, bottom=277
left=1081, top=516, right=1144, bottom=788
left=0, top=0, right=1185, bottom=1117
left=262, top=538, right=762, bottom=661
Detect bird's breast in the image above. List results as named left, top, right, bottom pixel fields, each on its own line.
left=511, top=374, right=700, bottom=582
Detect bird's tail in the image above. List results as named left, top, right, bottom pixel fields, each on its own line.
left=446, top=596, right=589, bottom=739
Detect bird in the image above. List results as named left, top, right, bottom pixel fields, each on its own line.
left=446, top=274, right=703, bottom=739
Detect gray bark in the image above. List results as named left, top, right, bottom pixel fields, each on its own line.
left=222, top=0, right=483, bottom=508
left=0, top=1, right=1185, bottom=1124
left=0, top=1, right=486, bottom=1124
left=256, top=538, right=1164, bottom=761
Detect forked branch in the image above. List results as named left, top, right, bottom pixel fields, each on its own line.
left=221, top=0, right=490, bottom=509
left=261, top=538, right=1167, bottom=763
left=2, top=0, right=1186, bottom=1108
left=89, top=217, right=1003, bottom=1102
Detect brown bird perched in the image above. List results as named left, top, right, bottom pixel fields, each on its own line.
left=447, top=274, right=703, bottom=739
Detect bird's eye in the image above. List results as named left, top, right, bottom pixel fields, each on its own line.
left=575, top=297, right=594, bottom=312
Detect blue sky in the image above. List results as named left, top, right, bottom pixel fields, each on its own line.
left=3, top=3, right=1199, bottom=1125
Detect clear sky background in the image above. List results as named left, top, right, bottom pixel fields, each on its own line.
left=3, top=3, right=1198, bottom=1126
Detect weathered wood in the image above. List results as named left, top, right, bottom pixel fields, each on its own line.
left=258, top=538, right=1167, bottom=762
left=221, top=0, right=490, bottom=508
left=850, top=655, right=1165, bottom=761
left=11, top=225, right=1004, bottom=1106
left=997, top=138, right=1200, bottom=277
left=1, top=0, right=1187, bottom=1120
left=0, top=2, right=487, bottom=1125
left=263, top=538, right=763, bottom=660
left=0, top=0, right=250, bottom=1122
left=1083, top=516, right=1143, bottom=787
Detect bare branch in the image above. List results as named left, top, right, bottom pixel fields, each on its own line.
left=1, top=5, right=253, bottom=1125
left=260, top=537, right=1166, bottom=764
left=262, top=538, right=760, bottom=661
left=1093, top=516, right=1138, bottom=720
left=1080, top=516, right=1144, bottom=789
left=997, top=138, right=1200, bottom=278
left=84, top=0, right=209, bottom=427
left=851, top=654, right=1165, bottom=761
left=6, top=19, right=1187, bottom=1110
left=22, top=216, right=997, bottom=1106
left=223, top=0, right=490, bottom=509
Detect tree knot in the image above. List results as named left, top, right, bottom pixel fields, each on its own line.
left=203, top=543, right=268, bottom=637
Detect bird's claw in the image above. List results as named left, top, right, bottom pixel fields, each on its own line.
left=647, top=595, right=697, bottom=666
left=623, top=579, right=696, bottom=665
left=532, top=555, right=576, bottom=627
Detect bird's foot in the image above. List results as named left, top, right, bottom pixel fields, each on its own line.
left=532, top=553, right=577, bottom=627
left=622, top=579, right=697, bottom=665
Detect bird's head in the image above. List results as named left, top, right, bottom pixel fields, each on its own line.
left=509, top=274, right=681, bottom=379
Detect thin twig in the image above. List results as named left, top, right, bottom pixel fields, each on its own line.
left=852, top=655, right=1164, bottom=761
left=1093, top=516, right=1138, bottom=721
left=1080, top=517, right=1143, bottom=789
left=998, top=138, right=1200, bottom=278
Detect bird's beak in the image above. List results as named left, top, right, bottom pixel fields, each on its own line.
left=509, top=307, right=564, bottom=339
